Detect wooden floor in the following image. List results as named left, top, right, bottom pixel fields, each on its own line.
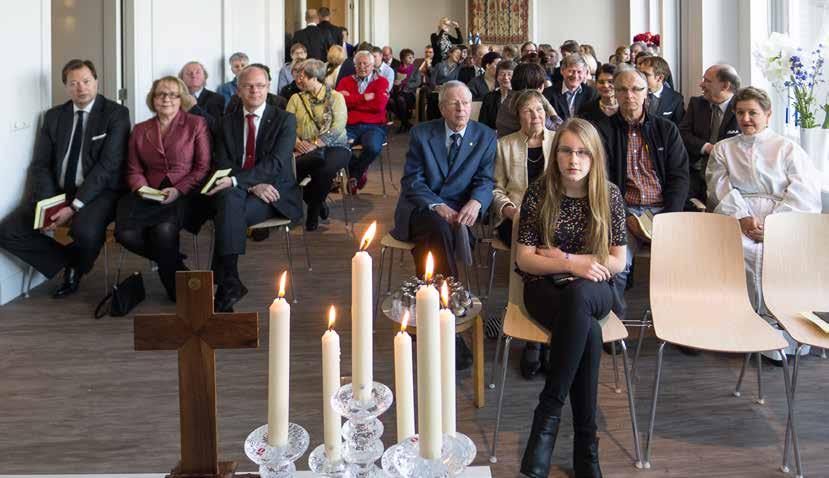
left=1, top=131, right=827, bottom=478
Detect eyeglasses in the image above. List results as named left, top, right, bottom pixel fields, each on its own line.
left=615, top=86, right=646, bottom=95
left=557, top=147, right=591, bottom=158
left=240, top=83, right=269, bottom=91
left=154, top=92, right=181, bottom=100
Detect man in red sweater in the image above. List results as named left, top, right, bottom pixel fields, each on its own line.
left=336, top=49, right=390, bottom=192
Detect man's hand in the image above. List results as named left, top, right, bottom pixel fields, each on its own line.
left=739, top=216, right=764, bottom=242
left=569, top=254, right=612, bottom=282
left=160, top=187, right=180, bottom=204
left=626, top=215, right=649, bottom=242
left=250, top=183, right=279, bottom=203
left=456, top=199, right=481, bottom=226
left=364, top=92, right=375, bottom=101
left=205, top=177, right=233, bottom=196
left=45, top=206, right=74, bottom=231
left=702, top=142, right=715, bottom=155
left=502, top=205, right=517, bottom=220
left=434, top=204, right=458, bottom=224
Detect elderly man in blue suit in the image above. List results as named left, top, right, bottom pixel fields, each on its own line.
left=391, top=80, right=496, bottom=280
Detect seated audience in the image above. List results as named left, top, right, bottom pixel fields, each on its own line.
left=496, top=62, right=560, bottom=137
left=612, top=46, right=630, bottom=66
left=390, top=48, right=418, bottom=133
left=458, top=44, right=487, bottom=84
left=325, top=45, right=347, bottom=88
left=279, top=62, right=304, bottom=101
left=217, top=52, right=250, bottom=108
left=680, top=64, right=741, bottom=207
left=430, top=17, right=464, bottom=65
left=521, top=41, right=538, bottom=57
left=371, top=46, right=395, bottom=93
left=578, top=63, right=618, bottom=123
left=0, top=59, right=130, bottom=297
left=550, top=40, right=581, bottom=84
left=637, top=55, right=684, bottom=125
left=179, top=61, right=225, bottom=131
left=205, top=64, right=302, bottom=312
left=594, top=67, right=688, bottom=317
left=431, top=46, right=463, bottom=86
left=286, top=59, right=351, bottom=231
left=629, top=41, right=648, bottom=64
left=336, top=50, right=390, bottom=193
left=478, top=60, right=515, bottom=130
left=516, top=118, right=626, bottom=478
left=542, top=53, right=597, bottom=121
left=278, top=43, right=308, bottom=93
left=467, top=51, right=502, bottom=100
left=116, top=76, right=211, bottom=301
left=539, top=44, right=560, bottom=80
left=501, top=45, right=518, bottom=62
left=382, top=46, right=401, bottom=71
left=706, top=86, right=822, bottom=363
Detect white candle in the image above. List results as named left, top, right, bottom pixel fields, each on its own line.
left=268, top=271, right=290, bottom=447
left=416, top=252, right=442, bottom=459
left=394, top=311, right=415, bottom=443
left=322, top=306, right=342, bottom=462
left=352, top=222, right=377, bottom=402
left=439, top=281, right=456, bottom=436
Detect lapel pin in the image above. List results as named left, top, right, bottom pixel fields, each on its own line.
left=469, top=142, right=474, bottom=147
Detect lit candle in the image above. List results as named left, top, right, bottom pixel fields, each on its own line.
left=394, top=311, right=415, bottom=443
left=268, top=271, right=290, bottom=447
left=352, top=222, right=377, bottom=402
left=439, top=281, right=456, bottom=436
left=416, top=252, right=442, bottom=459
left=322, top=306, right=342, bottom=462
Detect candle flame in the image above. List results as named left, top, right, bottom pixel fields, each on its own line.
left=278, top=271, right=287, bottom=298
left=328, top=305, right=336, bottom=330
left=359, top=221, right=377, bottom=251
left=401, top=310, right=410, bottom=331
left=424, top=252, right=434, bottom=282
left=441, top=280, right=450, bottom=308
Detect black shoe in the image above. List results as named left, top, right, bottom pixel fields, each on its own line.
left=761, top=354, right=784, bottom=367
left=217, top=279, right=248, bottom=312
left=305, top=213, right=320, bottom=231
left=602, top=342, right=614, bottom=355
left=53, top=267, right=82, bottom=298
left=573, top=429, right=603, bottom=478
left=160, top=271, right=177, bottom=302
left=538, top=346, right=551, bottom=374
left=456, top=336, right=473, bottom=371
left=676, top=345, right=702, bottom=356
left=251, top=228, right=270, bottom=242
left=319, top=203, right=330, bottom=220
left=520, top=409, right=560, bottom=478
left=520, top=345, right=542, bottom=379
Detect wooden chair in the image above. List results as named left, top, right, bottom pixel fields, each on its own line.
left=744, top=212, right=828, bottom=477
left=488, top=211, right=643, bottom=467
left=471, top=101, right=483, bottom=122
left=642, top=212, right=794, bottom=470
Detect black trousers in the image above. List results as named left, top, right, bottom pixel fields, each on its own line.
left=390, top=91, right=416, bottom=123
left=409, top=208, right=473, bottom=278
left=295, top=146, right=350, bottom=207
left=495, top=219, right=513, bottom=246
left=687, top=158, right=708, bottom=206
left=524, top=278, right=613, bottom=433
left=0, top=190, right=118, bottom=278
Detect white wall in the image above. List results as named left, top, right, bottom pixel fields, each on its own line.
left=0, top=0, right=52, bottom=304
left=388, top=0, right=465, bottom=54
left=535, top=0, right=629, bottom=64
left=51, top=0, right=104, bottom=105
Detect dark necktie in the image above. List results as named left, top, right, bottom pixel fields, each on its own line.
left=64, top=110, right=85, bottom=198
left=709, top=104, right=723, bottom=145
left=448, top=133, right=461, bottom=170
left=243, top=114, right=256, bottom=170
left=648, top=93, right=660, bottom=115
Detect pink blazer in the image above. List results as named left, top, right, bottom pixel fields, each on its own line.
left=125, top=110, right=211, bottom=194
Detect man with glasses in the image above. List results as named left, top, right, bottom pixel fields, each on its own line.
left=0, top=59, right=130, bottom=298
left=205, top=64, right=301, bottom=312
left=595, top=67, right=688, bottom=318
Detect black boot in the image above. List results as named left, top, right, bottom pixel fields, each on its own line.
left=520, top=343, right=542, bottom=379
left=573, top=428, right=602, bottom=478
left=53, top=267, right=82, bottom=298
left=306, top=203, right=321, bottom=231
left=520, top=409, right=560, bottom=478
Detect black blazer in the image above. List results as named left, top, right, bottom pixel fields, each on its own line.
left=678, top=95, right=740, bottom=165
left=478, top=89, right=503, bottom=130
left=31, top=94, right=130, bottom=203
left=190, top=88, right=225, bottom=133
left=430, top=28, right=463, bottom=65
left=214, top=104, right=302, bottom=222
left=542, top=82, right=598, bottom=121
left=467, top=75, right=492, bottom=101
left=650, top=86, right=685, bottom=126
left=292, top=24, right=327, bottom=61
left=318, top=20, right=343, bottom=52
left=336, top=57, right=356, bottom=87
left=577, top=97, right=612, bottom=126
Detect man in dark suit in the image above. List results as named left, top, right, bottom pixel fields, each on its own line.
left=391, top=80, right=495, bottom=370
left=318, top=7, right=343, bottom=52
left=179, top=61, right=225, bottom=132
left=291, top=9, right=326, bottom=61
left=205, top=64, right=301, bottom=312
left=637, top=56, right=685, bottom=125
left=679, top=64, right=741, bottom=206
left=382, top=46, right=401, bottom=72
left=542, top=53, right=597, bottom=121
left=0, top=59, right=130, bottom=297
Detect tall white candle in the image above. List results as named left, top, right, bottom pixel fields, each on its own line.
left=439, top=281, right=456, bottom=436
left=322, top=306, right=342, bottom=462
left=416, top=252, right=443, bottom=460
left=394, top=311, right=415, bottom=443
left=268, top=271, right=290, bottom=447
left=352, top=222, right=377, bottom=402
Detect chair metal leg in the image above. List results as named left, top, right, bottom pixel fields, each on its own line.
left=284, top=227, right=298, bottom=304
left=386, top=247, right=396, bottom=293
left=103, top=241, right=110, bottom=293
left=484, top=248, right=498, bottom=318
left=386, top=144, right=396, bottom=191
left=374, top=246, right=387, bottom=320
left=632, top=309, right=650, bottom=383
left=643, top=340, right=667, bottom=468
left=780, top=350, right=803, bottom=478
left=821, top=348, right=827, bottom=359
left=339, top=170, right=351, bottom=227
left=619, top=340, right=645, bottom=468
left=463, top=263, right=472, bottom=293
left=379, top=147, right=388, bottom=197
left=192, top=233, right=200, bottom=269
left=733, top=352, right=751, bottom=397
left=611, top=341, right=621, bottom=394
left=755, top=352, right=765, bottom=405
left=489, top=335, right=512, bottom=464
left=488, top=310, right=506, bottom=389
left=22, top=265, right=34, bottom=298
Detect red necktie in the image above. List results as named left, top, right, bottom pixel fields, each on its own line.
left=243, top=113, right=256, bottom=170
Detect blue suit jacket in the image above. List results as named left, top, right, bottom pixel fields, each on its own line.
left=391, top=119, right=496, bottom=241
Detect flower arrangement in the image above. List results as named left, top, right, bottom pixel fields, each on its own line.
left=754, top=32, right=827, bottom=129
left=633, top=32, right=660, bottom=48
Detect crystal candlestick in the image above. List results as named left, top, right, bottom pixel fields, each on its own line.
left=244, top=423, right=310, bottom=478
left=330, top=382, right=393, bottom=478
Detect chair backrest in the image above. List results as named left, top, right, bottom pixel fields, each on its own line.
left=649, top=212, right=785, bottom=351
left=471, top=101, right=483, bottom=122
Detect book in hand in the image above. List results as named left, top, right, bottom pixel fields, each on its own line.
left=138, top=185, right=166, bottom=202
left=799, top=311, right=829, bottom=334
left=33, top=194, right=67, bottom=229
left=632, top=209, right=654, bottom=241
left=201, top=168, right=232, bottom=194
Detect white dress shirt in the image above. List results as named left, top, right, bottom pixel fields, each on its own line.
left=60, top=98, right=95, bottom=209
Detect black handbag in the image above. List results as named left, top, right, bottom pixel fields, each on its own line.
left=94, top=247, right=146, bottom=319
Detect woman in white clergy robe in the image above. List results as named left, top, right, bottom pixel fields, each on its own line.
left=706, top=86, right=822, bottom=363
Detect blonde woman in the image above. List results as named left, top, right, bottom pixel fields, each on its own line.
left=325, top=45, right=346, bottom=88
left=430, top=16, right=463, bottom=65
left=516, top=118, right=626, bottom=478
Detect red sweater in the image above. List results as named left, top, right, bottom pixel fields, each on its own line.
left=336, top=74, right=390, bottom=125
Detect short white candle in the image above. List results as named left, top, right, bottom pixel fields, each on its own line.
left=394, top=311, right=415, bottom=443
left=322, top=306, right=342, bottom=462
left=268, top=271, right=290, bottom=447
left=416, top=252, right=442, bottom=460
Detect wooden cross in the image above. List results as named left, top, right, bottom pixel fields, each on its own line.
left=134, top=271, right=259, bottom=478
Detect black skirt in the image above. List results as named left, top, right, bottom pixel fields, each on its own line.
left=115, top=178, right=190, bottom=234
